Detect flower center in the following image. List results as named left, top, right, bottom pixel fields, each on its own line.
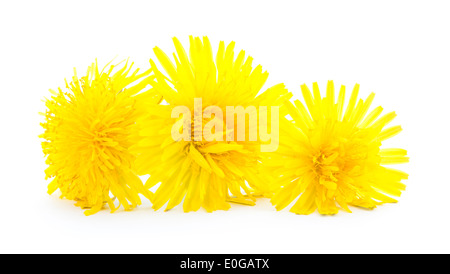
left=312, top=149, right=340, bottom=188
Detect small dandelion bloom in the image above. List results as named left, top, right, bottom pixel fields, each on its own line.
left=132, top=36, right=291, bottom=212
left=265, top=81, right=409, bottom=215
left=40, top=60, right=160, bottom=215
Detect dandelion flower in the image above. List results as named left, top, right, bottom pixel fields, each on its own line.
left=132, top=36, right=291, bottom=212
left=266, top=81, right=409, bottom=215
left=40, top=60, right=160, bottom=215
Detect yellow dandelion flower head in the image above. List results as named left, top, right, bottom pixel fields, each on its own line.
left=40, top=60, right=159, bottom=215
left=267, top=81, right=409, bottom=215
left=132, top=36, right=292, bottom=212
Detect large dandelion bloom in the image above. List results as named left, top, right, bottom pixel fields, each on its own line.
left=40, top=61, right=159, bottom=215
left=266, top=81, right=409, bottom=215
left=132, top=36, right=291, bottom=212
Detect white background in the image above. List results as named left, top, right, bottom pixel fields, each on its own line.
left=0, top=0, right=449, bottom=254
